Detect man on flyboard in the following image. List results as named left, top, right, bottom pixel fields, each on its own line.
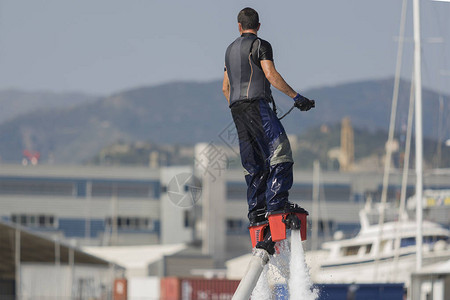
left=222, top=7, right=314, bottom=252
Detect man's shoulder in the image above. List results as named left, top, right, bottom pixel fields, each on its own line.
left=255, top=37, right=272, bottom=48
left=226, top=36, right=243, bottom=50
left=225, top=38, right=236, bottom=54
left=256, top=36, right=270, bottom=43
left=253, top=37, right=273, bottom=61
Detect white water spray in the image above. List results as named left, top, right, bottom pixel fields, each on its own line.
left=270, top=240, right=290, bottom=282
left=289, top=230, right=318, bottom=300
left=250, top=236, right=317, bottom=299
left=251, top=240, right=290, bottom=299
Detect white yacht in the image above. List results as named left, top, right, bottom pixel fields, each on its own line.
left=311, top=204, right=450, bottom=287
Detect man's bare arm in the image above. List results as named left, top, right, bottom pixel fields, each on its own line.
left=260, top=60, right=297, bottom=99
left=222, top=70, right=230, bottom=104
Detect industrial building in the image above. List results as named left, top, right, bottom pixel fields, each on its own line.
left=1, top=154, right=449, bottom=275
left=0, top=220, right=124, bottom=299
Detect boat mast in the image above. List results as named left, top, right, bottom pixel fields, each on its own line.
left=412, top=0, right=423, bottom=271
left=374, top=0, right=408, bottom=281
left=311, top=160, right=320, bottom=251
left=392, top=71, right=414, bottom=277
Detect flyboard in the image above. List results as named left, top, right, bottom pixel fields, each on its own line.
left=232, top=207, right=308, bottom=299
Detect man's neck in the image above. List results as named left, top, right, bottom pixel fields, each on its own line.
left=240, top=29, right=257, bottom=36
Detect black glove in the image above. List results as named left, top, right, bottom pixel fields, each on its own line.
left=293, top=93, right=315, bottom=111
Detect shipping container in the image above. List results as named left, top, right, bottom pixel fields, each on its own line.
left=272, top=283, right=404, bottom=299
left=161, top=279, right=404, bottom=300
left=114, top=278, right=127, bottom=300
left=128, top=277, right=160, bottom=300
left=160, top=277, right=181, bottom=300
left=314, top=283, right=404, bottom=300
left=160, top=277, right=240, bottom=300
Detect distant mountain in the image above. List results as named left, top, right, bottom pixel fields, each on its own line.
left=292, top=78, right=447, bottom=137
left=0, top=81, right=229, bottom=163
left=0, top=89, right=98, bottom=124
left=0, top=78, right=447, bottom=164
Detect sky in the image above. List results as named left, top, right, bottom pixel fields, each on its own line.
left=0, top=0, right=449, bottom=96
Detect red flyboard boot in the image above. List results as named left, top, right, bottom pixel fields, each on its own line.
left=248, top=207, right=269, bottom=248
left=266, top=202, right=309, bottom=242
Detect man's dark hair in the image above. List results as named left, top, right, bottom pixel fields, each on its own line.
left=237, top=7, right=259, bottom=30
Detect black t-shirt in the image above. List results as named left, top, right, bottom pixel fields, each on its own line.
left=224, top=33, right=273, bottom=71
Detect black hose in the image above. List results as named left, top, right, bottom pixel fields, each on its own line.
left=278, top=104, right=295, bottom=120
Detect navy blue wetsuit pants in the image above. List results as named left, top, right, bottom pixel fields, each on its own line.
left=231, top=99, right=293, bottom=215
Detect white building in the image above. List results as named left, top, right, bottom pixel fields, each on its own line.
left=0, top=162, right=449, bottom=272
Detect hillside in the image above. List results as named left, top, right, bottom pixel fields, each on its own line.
left=292, top=124, right=450, bottom=170
left=86, top=122, right=450, bottom=170
left=0, top=78, right=447, bottom=164
left=0, top=89, right=98, bottom=123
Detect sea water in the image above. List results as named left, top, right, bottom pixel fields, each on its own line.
left=289, top=230, right=318, bottom=300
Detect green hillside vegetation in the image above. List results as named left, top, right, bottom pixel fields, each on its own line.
left=293, top=123, right=450, bottom=170
left=88, top=123, right=450, bottom=170
left=88, top=141, right=194, bottom=166
left=292, top=125, right=388, bottom=169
